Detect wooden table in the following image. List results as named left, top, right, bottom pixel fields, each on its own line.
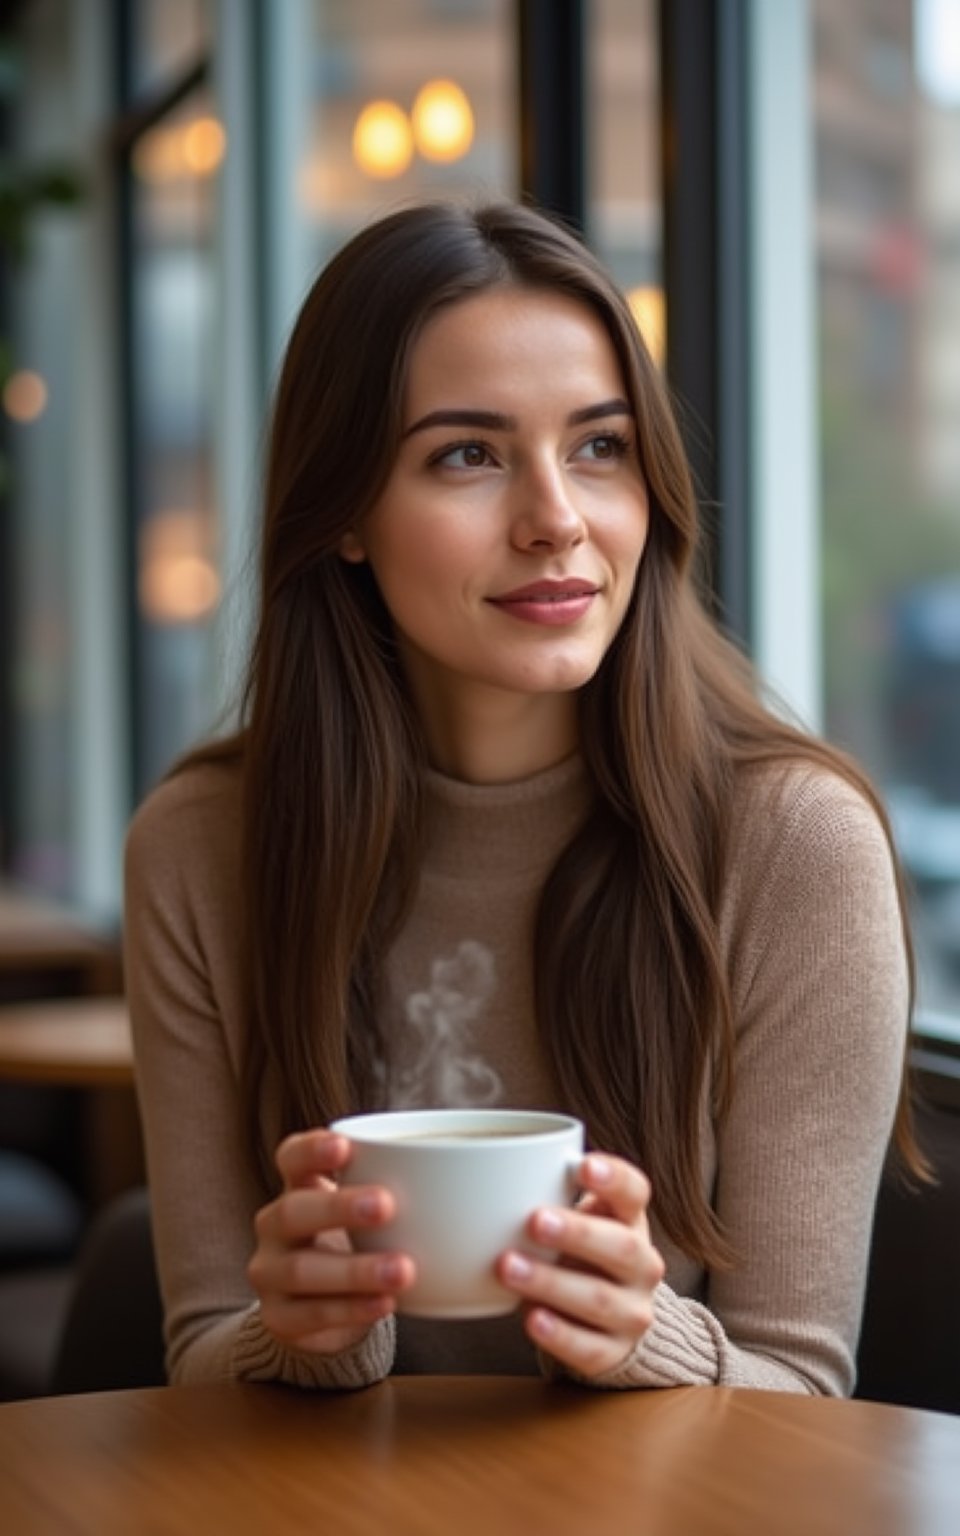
left=0, top=886, right=122, bottom=998
left=0, top=997, right=140, bottom=1203
left=0, top=997, right=133, bottom=1088
left=0, top=1377, right=958, bottom=1535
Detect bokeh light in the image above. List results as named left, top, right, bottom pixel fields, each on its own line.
left=627, top=285, right=666, bottom=367
left=133, top=117, right=227, bottom=182
left=3, top=370, right=49, bottom=422
left=411, top=79, right=475, bottom=163
left=182, top=117, right=227, bottom=175
left=352, top=100, right=414, bottom=178
left=139, top=511, right=221, bottom=625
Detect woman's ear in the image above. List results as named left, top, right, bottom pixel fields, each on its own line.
left=338, top=530, right=367, bottom=563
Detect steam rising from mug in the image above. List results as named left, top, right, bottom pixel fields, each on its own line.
left=392, top=941, right=503, bottom=1109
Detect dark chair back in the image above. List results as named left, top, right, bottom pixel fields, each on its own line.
left=855, top=1099, right=960, bottom=1415
left=50, top=1186, right=165, bottom=1394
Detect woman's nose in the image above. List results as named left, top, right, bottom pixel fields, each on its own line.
left=510, top=463, right=586, bottom=551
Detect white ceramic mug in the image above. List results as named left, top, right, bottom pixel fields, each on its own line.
left=329, top=1107, right=585, bottom=1319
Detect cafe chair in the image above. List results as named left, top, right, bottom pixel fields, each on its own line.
left=0, top=1151, right=84, bottom=1399
left=0, top=1149, right=83, bottom=1269
left=0, top=1263, right=76, bottom=1400
left=854, top=1099, right=960, bottom=1416
left=49, top=1185, right=166, bottom=1395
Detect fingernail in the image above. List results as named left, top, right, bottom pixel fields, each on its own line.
left=376, top=1256, right=406, bottom=1287
left=353, top=1193, right=381, bottom=1221
left=530, top=1309, right=555, bottom=1339
left=502, top=1252, right=533, bottom=1282
left=585, top=1155, right=612, bottom=1185
left=535, top=1210, right=564, bottom=1240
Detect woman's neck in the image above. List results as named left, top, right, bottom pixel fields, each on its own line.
left=413, top=686, right=579, bottom=785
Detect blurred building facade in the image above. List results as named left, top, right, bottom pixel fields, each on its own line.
left=814, top=0, right=960, bottom=1020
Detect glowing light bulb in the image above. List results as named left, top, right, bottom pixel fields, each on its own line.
left=132, top=126, right=184, bottom=183
left=182, top=117, right=227, bottom=175
left=138, top=511, right=221, bottom=625
left=627, top=285, right=666, bottom=367
left=411, top=79, right=475, bottom=163
left=352, top=100, right=414, bottom=179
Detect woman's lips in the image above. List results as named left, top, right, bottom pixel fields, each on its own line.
left=487, top=580, right=599, bottom=627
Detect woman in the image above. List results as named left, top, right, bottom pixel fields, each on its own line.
left=126, top=200, right=922, bottom=1395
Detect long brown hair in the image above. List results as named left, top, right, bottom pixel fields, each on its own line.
left=196, top=201, right=924, bottom=1268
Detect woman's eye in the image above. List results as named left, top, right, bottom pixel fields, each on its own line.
left=578, top=432, right=630, bottom=462
left=433, top=442, right=493, bottom=470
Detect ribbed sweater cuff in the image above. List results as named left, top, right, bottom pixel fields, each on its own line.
left=231, top=1304, right=396, bottom=1390
left=546, top=1283, right=721, bottom=1391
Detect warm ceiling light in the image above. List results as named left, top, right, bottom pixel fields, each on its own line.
left=138, top=511, right=221, bottom=625
left=627, top=285, right=666, bottom=367
left=140, top=554, right=221, bottom=624
left=132, top=126, right=183, bottom=183
left=132, top=118, right=226, bottom=182
left=411, top=79, right=475, bottom=163
left=352, top=100, right=414, bottom=178
left=182, top=117, right=227, bottom=175
left=3, top=369, right=48, bottom=422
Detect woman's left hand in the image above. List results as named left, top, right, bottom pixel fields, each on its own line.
left=496, top=1152, right=665, bottom=1379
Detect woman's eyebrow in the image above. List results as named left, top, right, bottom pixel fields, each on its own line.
left=404, top=408, right=515, bottom=437
left=403, top=397, right=632, bottom=439
left=567, top=397, right=632, bottom=426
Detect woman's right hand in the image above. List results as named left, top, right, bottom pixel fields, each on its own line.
left=248, top=1129, right=416, bottom=1357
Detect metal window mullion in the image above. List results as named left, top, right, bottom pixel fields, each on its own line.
left=517, top=0, right=586, bottom=231
left=659, top=0, right=754, bottom=647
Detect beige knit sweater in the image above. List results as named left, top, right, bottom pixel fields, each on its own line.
left=124, top=752, right=908, bottom=1395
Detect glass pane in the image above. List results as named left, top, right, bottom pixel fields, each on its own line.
left=129, top=89, right=223, bottom=795
left=589, top=0, right=664, bottom=366
left=129, top=0, right=211, bottom=96
left=3, top=0, right=81, bottom=894
left=6, top=307, right=74, bottom=893
left=295, top=0, right=516, bottom=267
left=815, top=0, right=960, bottom=1030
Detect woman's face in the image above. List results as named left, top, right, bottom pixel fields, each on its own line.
left=340, top=285, right=649, bottom=767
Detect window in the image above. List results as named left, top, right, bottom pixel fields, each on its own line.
left=815, top=0, right=960, bottom=1036
left=264, top=0, right=517, bottom=361
left=126, top=87, right=221, bottom=794
left=589, top=0, right=663, bottom=364
left=128, top=0, right=211, bottom=94
left=2, top=0, right=88, bottom=892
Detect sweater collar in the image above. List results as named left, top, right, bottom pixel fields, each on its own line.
left=421, top=753, right=591, bottom=882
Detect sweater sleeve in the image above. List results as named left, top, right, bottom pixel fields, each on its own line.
left=124, top=770, right=395, bottom=1390
left=561, top=767, right=910, bottom=1395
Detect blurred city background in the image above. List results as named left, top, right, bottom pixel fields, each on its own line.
left=1, top=0, right=959, bottom=1036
